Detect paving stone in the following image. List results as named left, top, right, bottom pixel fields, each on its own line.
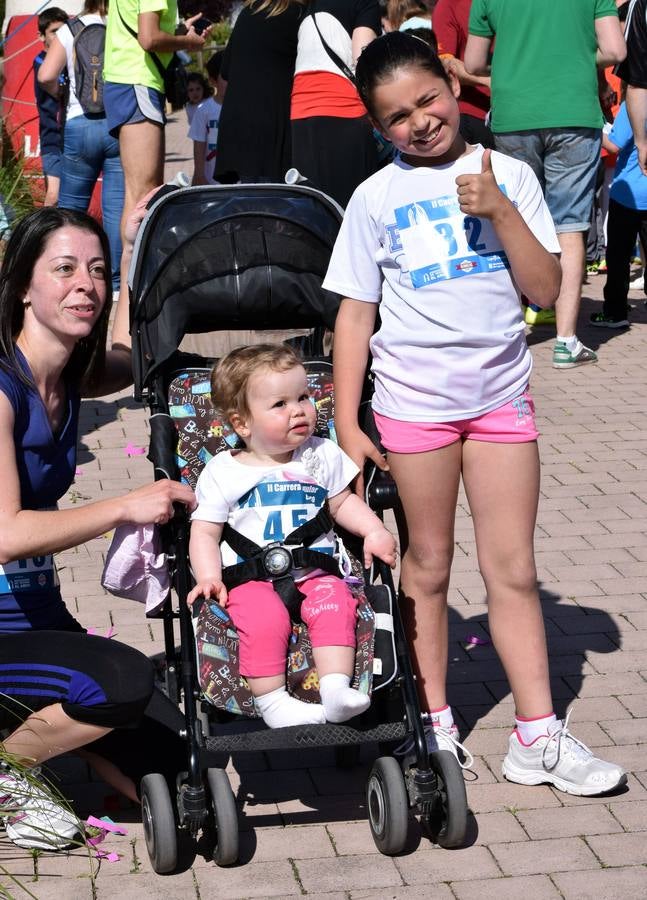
left=394, top=845, right=501, bottom=883
left=193, top=859, right=299, bottom=898
left=297, top=854, right=403, bottom=892
left=514, top=803, right=622, bottom=839
left=488, top=836, right=599, bottom=875
left=552, top=866, right=647, bottom=899
left=451, top=874, right=561, bottom=900
left=351, top=886, right=454, bottom=899
left=235, top=824, right=335, bottom=863
left=586, top=831, right=647, bottom=866
left=608, top=796, right=647, bottom=830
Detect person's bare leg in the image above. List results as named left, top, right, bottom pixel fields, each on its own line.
left=118, top=120, right=164, bottom=241
left=387, top=442, right=462, bottom=712
left=462, top=440, right=552, bottom=718
left=555, top=230, right=586, bottom=339
left=3, top=703, right=110, bottom=766
left=2, top=705, right=140, bottom=803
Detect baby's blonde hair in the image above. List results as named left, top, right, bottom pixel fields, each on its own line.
left=211, top=343, right=303, bottom=425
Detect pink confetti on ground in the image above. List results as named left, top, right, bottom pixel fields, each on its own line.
left=86, top=815, right=127, bottom=835
left=124, top=442, right=146, bottom=457
left=75, top=467, right=84, bottom=475
left=464, top=634, right=491, bottom=649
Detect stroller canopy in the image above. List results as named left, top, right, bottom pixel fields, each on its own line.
left=129, top=184, right=345, bottom=395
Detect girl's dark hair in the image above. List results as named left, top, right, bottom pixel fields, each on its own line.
left=0, top=207, right=111, bottom=392
left=355, top=31, right=449, bottom=118
left=186, top=71, right=213, bottom=99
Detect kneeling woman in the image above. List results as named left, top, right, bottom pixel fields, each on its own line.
left=0, top=205, right=196, bottom=828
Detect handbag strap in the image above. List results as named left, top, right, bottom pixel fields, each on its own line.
left=308, top=7, right=356, bottom=84
left=115, top=3, right=168, bottom=78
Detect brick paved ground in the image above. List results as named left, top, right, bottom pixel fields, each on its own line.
left=1, top=115, right=645, bottom=898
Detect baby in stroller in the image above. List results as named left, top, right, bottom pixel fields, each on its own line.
left=187, top=344, right=397, bottom=729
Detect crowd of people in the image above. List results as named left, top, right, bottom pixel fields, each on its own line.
left=0, top=0, right=644, bottom=858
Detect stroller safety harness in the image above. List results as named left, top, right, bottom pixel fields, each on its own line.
left=221, top=507, right=341, bottom=621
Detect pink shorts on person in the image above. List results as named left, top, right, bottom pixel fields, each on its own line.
left=226, top=574, right=358, bottom=677
left=374, top=390, right=539, bottom=454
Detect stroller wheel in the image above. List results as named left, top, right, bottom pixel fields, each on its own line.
left=366, top=756, right=409, bottom=855
left=141, top=773, right=178, bottom=873
left=426, top=750, right=468, bottom=849
left=206, top=768, right=239, bottom=866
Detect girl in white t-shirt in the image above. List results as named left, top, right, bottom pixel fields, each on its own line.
left=187, top=344, right=396, bottom=729
left=324, top=32, right=625, bottom=796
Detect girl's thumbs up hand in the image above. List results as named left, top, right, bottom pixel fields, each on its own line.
left=455, top=148, right=508, bottom=221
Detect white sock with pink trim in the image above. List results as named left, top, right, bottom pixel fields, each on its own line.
left=427, top=704, right=455, bottom=730
left=515, top=712, right=557, bottom=745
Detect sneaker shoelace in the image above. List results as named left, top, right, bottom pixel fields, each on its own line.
left=541, top=708, right=593, bottom=772
left=394, top=720, right=474, bottom=770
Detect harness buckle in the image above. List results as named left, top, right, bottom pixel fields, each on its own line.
left=262, top=543, right=293, bottom=578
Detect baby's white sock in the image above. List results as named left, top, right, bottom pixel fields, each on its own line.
left=319, top=673, right=370, bottom=723
left=254, top=687, right=325, bottom=729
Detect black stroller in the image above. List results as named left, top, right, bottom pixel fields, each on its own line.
left=128, top=183, right=468, bottom=873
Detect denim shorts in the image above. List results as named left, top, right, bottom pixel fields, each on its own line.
left=41, top=151, right=62, bottom=178
left=494, top=128, right=601, bottom=232
left=104, top=82, right=165, bottom=138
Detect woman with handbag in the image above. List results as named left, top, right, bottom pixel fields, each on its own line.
left=290, top=0, right=382, bottom=207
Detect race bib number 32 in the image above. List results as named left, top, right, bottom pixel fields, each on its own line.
left=394, top=190, right=510, bottom=289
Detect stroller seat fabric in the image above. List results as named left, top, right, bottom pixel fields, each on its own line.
left=168, top=363, right=397, bottom=717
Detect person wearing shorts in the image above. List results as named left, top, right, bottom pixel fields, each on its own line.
left=465, top=0, right=626, bottom=369
left=103, top=0, right=210, bottom=256
left=373, top=390, right=539, bottom=454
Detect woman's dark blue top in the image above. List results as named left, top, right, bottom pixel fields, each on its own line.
left=0, top=349, right=81, bottom=631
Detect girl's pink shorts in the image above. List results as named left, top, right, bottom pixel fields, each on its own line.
left=374, top=390, right=539, bottom=454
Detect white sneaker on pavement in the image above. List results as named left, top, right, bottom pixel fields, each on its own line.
left=0, top=766, right=82, bottom=850
left=502, top=709, right=626, bottom=796
left=395, top=717, right=474, bottom=769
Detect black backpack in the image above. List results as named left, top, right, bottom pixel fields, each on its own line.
left=68, top=17, right=105, bottom=115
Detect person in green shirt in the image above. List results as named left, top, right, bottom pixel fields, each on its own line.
left=465, top=0, right=626, bottom=369
left=103, top=0, right=211, bottom=272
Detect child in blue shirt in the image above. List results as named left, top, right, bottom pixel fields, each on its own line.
left=590, top=99, right=647, bottom=327
left=33, top=8, right=69, bottom=207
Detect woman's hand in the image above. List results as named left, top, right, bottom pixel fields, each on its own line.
left=119, top=480, right=196, bottom=527
left=363, top=526, right=397, bottom=569
left=187, top=579, right=228, bottom=608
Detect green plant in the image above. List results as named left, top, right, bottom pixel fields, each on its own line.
left=0, top=127, right=43, bottom=233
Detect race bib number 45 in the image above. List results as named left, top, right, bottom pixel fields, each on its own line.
left=0, top=555, right=58, bottom=594
left=394, top=191, right=510, bottom=289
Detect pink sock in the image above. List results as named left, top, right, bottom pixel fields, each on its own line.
left=515, top=712, right=556, bottom=745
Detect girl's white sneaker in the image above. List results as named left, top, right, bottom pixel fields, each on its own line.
left=502, top=710, right=625, bottom=796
